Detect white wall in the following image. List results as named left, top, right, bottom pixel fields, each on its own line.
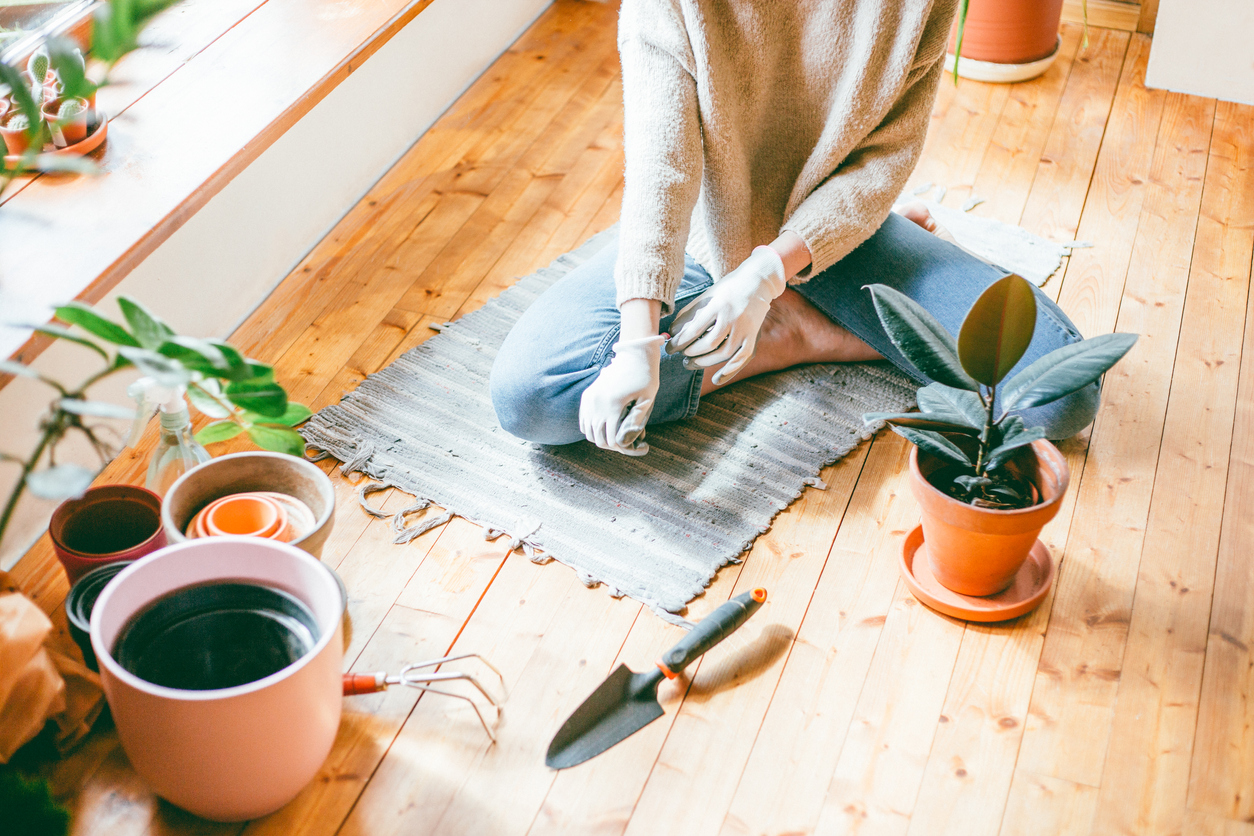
left=1145, top=0, right=1254, bottom=106
left=0, top=0, right=554, bottom=570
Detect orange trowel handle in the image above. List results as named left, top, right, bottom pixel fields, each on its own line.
left=343, top=672, right=387, bottom=696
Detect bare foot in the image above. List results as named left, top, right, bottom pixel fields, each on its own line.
left=698, top=204, right=951, bottom=395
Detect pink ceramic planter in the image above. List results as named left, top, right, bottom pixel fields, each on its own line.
left=90, top=537, right=346, bottom=821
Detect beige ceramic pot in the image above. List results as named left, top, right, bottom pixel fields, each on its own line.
left=90, top=537, right=345, bottom=822
left=162, top=452, right=335, bottom=557
left=910, top=439, right=1069, bottom=596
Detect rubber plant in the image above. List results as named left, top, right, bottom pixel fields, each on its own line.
left=0, top=297, right=311, bottom=557
left=863, top=274, right=1137, bottom=509
left=0, top=0, right=181, bottom=199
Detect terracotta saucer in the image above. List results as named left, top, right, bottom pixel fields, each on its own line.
left=900, top=525, right=1055, bottom=622
left=4, top=112, right=108, bottom=167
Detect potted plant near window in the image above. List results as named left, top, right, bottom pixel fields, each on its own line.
left=948, top=0, right=1088, bottom=83
left=864, top=275, right=1136, bottom=620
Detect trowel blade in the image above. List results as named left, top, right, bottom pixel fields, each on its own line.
left=545, top=663, right=665, bottom=769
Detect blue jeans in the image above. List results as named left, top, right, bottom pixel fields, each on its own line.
left=490, top=213, right=1099, bottom=444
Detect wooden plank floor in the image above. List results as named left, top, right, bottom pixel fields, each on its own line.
left=13, top=2, right=1254, bottom=834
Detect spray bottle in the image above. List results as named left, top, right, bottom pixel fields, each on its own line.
left=127, top=378, right=211, bottom=496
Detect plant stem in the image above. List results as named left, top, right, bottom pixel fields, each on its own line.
left=0, top=424, right=55, bottom=555
left=976, top=383, right=997, bottom=476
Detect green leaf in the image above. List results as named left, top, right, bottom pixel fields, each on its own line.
left=916, top=383, right=987, bottom=429
left=196, top=419, right=245, bottom=445
left=55, top=302, right=141, bottom=347
left=57, top=399, right=135, bottom=419
left=19, top=323, right=109, bottom=361
left=864, top=413, right=981, bottom=435
left=0, top=61, right=40, bottom=134
left=953, top=474, right=992, bottom=492
left=866, top=284, right=979, bottom=391
left=986, top=425, right=1047, bottom=471
left=952, top=0, right=969, bottom=84
left=247, top=425, right=306, bottom=457
left=225, top=378, right=288, bottom=418
left=117, top=297, right=175, bottom=350
left=890, top=425, right=974, bottom=466
left=242, top=402, right=312, bottom=427
left=117, top=346, right=191, bottom=388
left=26, top=464, right=96, bottom=500
left=158, top=336, right=231, bottom=375
left=45, top=38, right=95, bottom=102
left=957, top=274, right=1037, bottom=386
left=187, top=379, right=232, bottom=418
left=1001, top=332, right=1139, bottom=412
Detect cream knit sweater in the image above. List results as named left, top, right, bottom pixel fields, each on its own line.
left=615, top=0, right=958, bottom=312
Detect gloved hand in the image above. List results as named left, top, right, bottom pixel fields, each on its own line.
left=578, top=334, right=666, bottom=456
left=666, top=246, right=787, bottom=386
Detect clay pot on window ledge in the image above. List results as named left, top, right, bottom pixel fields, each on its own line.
left=901, top=439, right=1069, bottom=622
left=0, top=114, right=38, bottom=156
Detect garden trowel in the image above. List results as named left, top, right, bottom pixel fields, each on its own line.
left=546, top=587, right=767, bottom=769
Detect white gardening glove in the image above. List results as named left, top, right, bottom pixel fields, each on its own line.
left=666, top=246, right=787, bottom=386
left=578, top=334, right=666, bottom=456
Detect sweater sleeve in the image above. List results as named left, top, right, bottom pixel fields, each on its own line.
left=782, top=53, right=946, bottom=281
left=614, top=19, right=703, bottom=313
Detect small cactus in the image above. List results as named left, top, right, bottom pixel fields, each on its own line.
left=27, top=50, right=49, bottom=85
left=57, top=98, right=85, bottom=119
left=4, top=111, right=30, bottom=131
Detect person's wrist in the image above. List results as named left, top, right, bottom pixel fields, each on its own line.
left=619, top=297, right=662, bottom=340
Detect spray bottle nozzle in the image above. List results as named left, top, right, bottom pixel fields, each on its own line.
left=126, top=377, right=188, bottom=448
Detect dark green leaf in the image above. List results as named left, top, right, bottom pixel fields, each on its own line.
left=986, top=425, right=1046, bottom=471
left=916, top=383, right=987, bottom=429
left=55, top=302, right=141, bottom=347
left=19, top=323, right=109, bottom=360
left=1001, top=332, right=1139, bottom=412
left=202, top=340, right=257, bottom=381
left=26, top=464, right=96, bottom=500
left=957, top=274, right=1037, bottom=386
left=196, top=419, right=245, bottom=445
left=158, top=336, right=231, bottom=375
left=247, top=425, right=306, bottom=456
left=953, top=474, right=992, bottom=492
left=117, top=297, right=175, bottom=350
left=187, top=380, right=232, bottom=418
left=864, top=413, right=981, bottom=435
left=225, top=378, right=288, bottom=418
left=57, top=399, right=135, bottom=419
left=242, top=402, right=311, bottom=427
left=890, top=425, right=974, bottom=466
left=866, top=284, right=979, bottom=391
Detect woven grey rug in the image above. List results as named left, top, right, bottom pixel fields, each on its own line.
left=301, top=227, right=914, bottom=625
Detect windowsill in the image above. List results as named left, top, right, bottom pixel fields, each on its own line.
left=0, top=0, right=435, bottom=376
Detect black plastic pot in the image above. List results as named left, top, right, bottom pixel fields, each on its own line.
left=65, top=560, right=134, bottom=671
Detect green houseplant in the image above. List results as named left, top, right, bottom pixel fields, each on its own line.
left=863, top=274, right=1136, bottom=599
left=0, top=297, right=311, bottom=558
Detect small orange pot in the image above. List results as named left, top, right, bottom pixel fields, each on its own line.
left=909, top=439, right=1069, bottom=597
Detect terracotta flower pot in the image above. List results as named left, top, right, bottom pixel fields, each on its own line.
left=42, top=96, right=90, bottom=147
left=947, top=0, right=1066, bottom=82
left=50, top=485, right=167, bottom=584
left=0, top=114, right=36, bottom=156
left=909, top=439, right=1069, bottom=596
